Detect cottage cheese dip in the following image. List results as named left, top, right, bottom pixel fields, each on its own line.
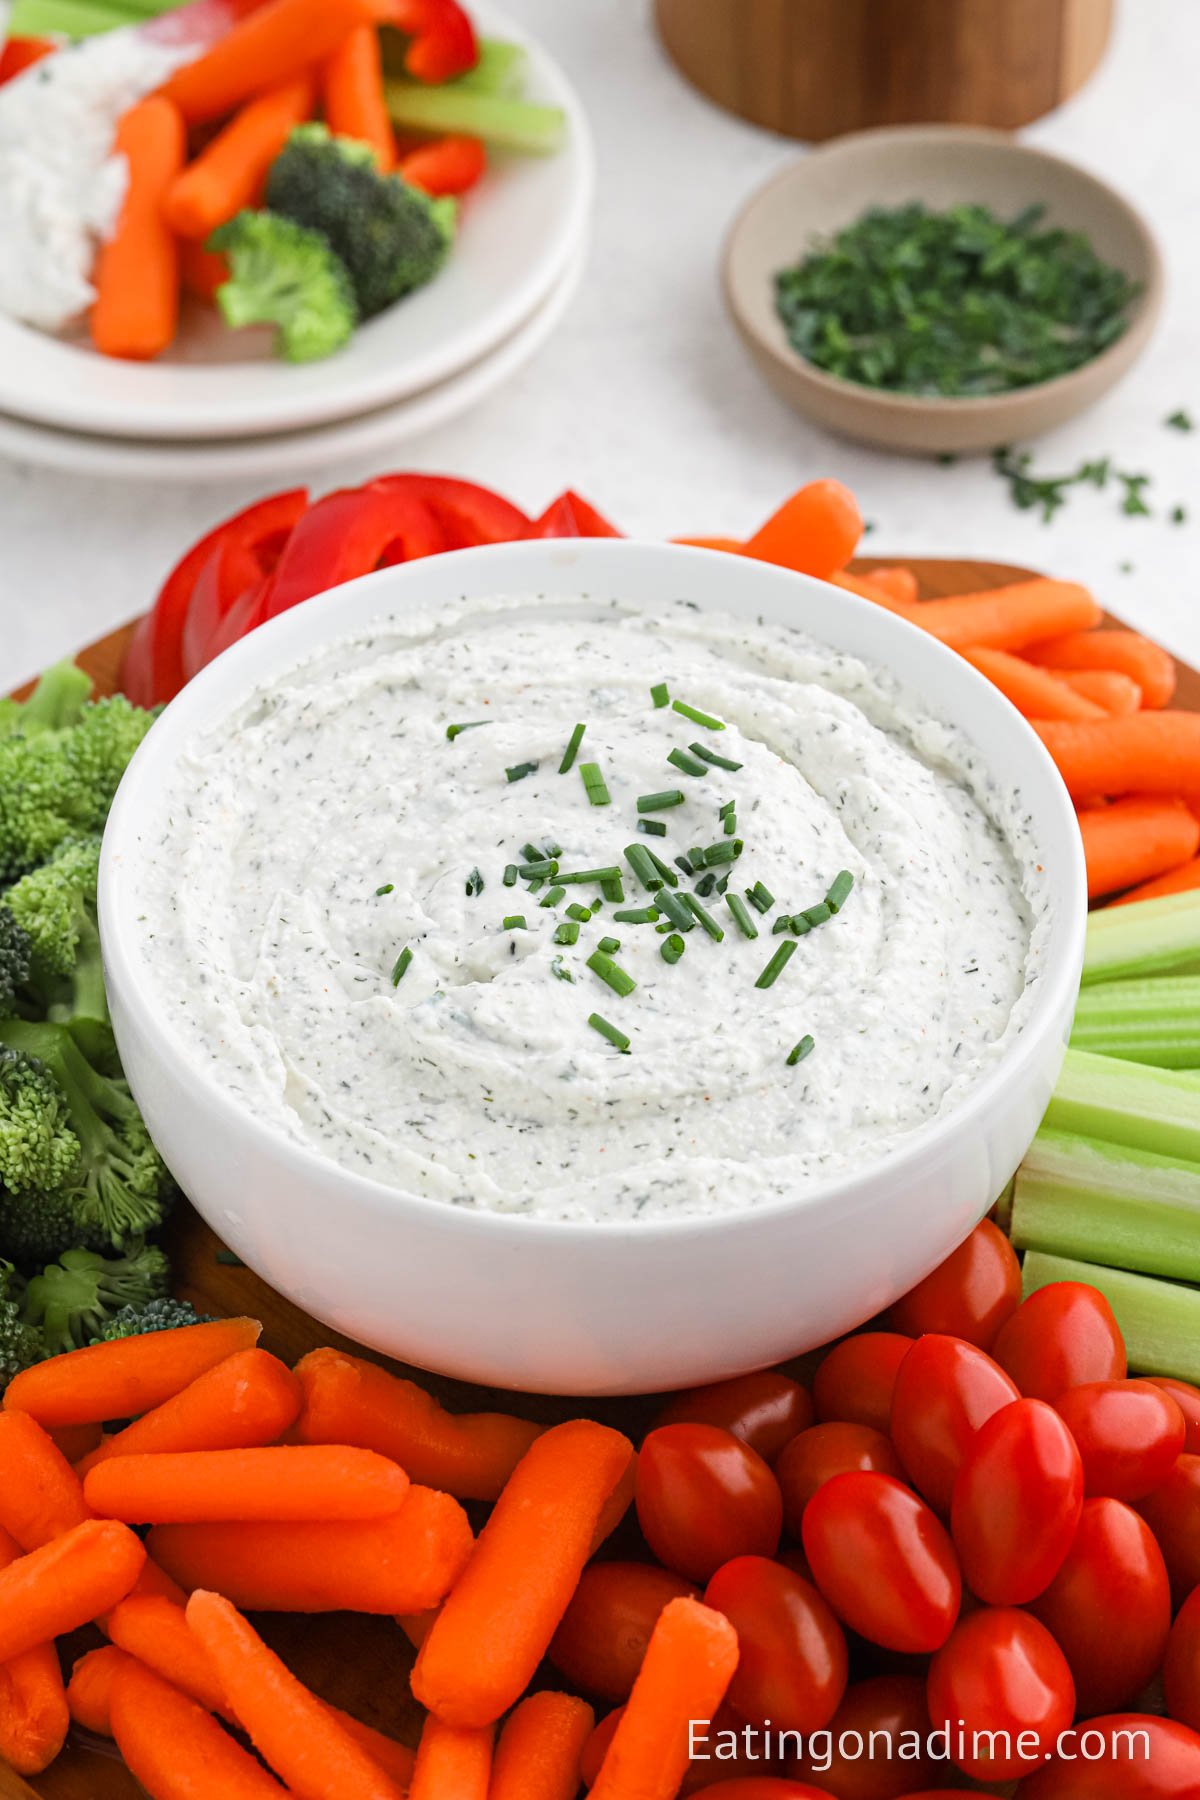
left=137, top=593, right=1049, bottom=1222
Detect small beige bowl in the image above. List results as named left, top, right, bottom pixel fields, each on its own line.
left=723, top=126, right=1163, bottom=456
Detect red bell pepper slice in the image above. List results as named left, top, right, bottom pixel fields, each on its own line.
left=372, top=474, right=530, bottom=547
left=529, top=491, right=623, bottom=539
left=386, top=0, right=477, bottom=82
left=197, top=575, right=272, bottom=671
left=0, top=36, right=55, bottom=84
left=398, top=135, right=487, bottom=197
left=119, top=611, right=158, bottom=710
left=260, top=483, right=447, bottom=620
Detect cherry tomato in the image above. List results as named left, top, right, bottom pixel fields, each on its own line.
left=951, top=1398, right=1082, bottom=1603
left=927, top=1607, right=1075, bottom=1781
left=889, top=1334, right=1019, bottom=1511
left=1148, top=1377, right=1200, bottom=1453
left=801, top=1472, right=960, bottom=1653
left=889, top=1220, right=1021, bottom=1349
left=789, top=1675, right=938, bottom=1800
left=1137, top=1453, right=1200, bottom=1606
left=637, top=1425, right=783, bottom=1582
left=582, top=1704, right=782, bottom=1793
left=547, top=1560, right=698, bottom=1702
left=992, top=1281, right=1126, bottom=1400
left=777, top=1424, right=903, bottom=1536
left=1163, top=1575, right=1200, bottom=1731
left=1030, top=1497, right=1171, bottom=1716
left=1055, top=1379, right=1186, bottom=1501
left=1020, top=1715, right=1200, bottom=1798
left=813, top=1334, right=912, bottom=1432
left=704, top=1556, right=847, bottom=1733
left=652, top=1373, right=814, bottom=1465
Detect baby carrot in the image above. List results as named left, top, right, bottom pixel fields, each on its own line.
left=180, top=238, right=230, bottom=303
left=743, top=479, right=864, bottom=579
left=0, top=1527, right=68, bottom=1775
left=85, top=1443, right=409, bottom=1524
left=47, top=1421, right=102, bottom=1463
left=66, top=1645, right=130, bottom=1737
left=490, top=1691, right=596, bottom=1800
left=864, top=564, right=919, bottom=606
left=1057, top=669, right=1144, bottom=716
left=0, top=1519, right=145, bottom=1664
left=148, top=1482, right=472, bottom=1612
left=409, top=1714, right=493, bottom=1800
left=110, top=1657, right=290, bottom=1799
left=293, top=1347, right=542, bottom=1500
left=0, top=1409, right=91, bottom=1546
left=412, top=1419, right=635, bottom=1728
left=589, top=1598, right=740, bottom=1800
left=328, top=1711, right=416, bottom=1789
left=396, top=1608, right=436, bottom=1648
left=904, top=578, right=1101, bottom=652
left=90, top=97, right=186, bottom=360
left=830, top=570, right=914, bottom=612
left=959, top=646, right=1107, bottom=721
left=161, top=0, right=390, bottom=123
left=107, top=1595, right=231, bottom=1719
left=1026, top=628, right=1177, bottom=709
left=4, top=1316, right=262, bottom=1426
left=1079, top=799, right=1200, bottom=901
left=186, top=1588, right=409, bottom=1799
left=78, top=1348, right=302, bottom=1475
left=1113, top=854, right=1200, bottom=906
left=1034, top=713, right=1200, bottom=800
left=672, top=536, right=745, bottom=554
left=323, top=27, right=394, bottom=170
left=165, top=77, right=315, bottom=239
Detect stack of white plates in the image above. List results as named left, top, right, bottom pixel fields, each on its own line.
left=0, top=1, right=591, bottom=482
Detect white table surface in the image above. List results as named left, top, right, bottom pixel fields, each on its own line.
left=2, top=0, right=1197, bottom=689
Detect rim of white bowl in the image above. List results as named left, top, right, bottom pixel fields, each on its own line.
left=99, top=539, right=1088, bottom=1240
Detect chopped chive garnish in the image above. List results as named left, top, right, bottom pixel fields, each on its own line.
left=587, top=949, right=636, bottom=996
left=772, top=915, right=793, bottom=935
left=625, top=843, right=665, bottom=893
left=375, top=883, right=394, bottom=896
left=559, top=865, right=623, bottom=886
left=801, top=902, right=833, bottom=928
left=540, top=885, right=566, bottom=909
left=551, top=954, right=574, bottom=983
left=645, top=849, right=680, bottom=888
left=791, top=913, right=813, bottom=935
left=674, top=854, right=694, bottom=876
left=518, top=858, right=558, bottom=879
left=588, top=1012, right=630, bottom=1052
left=503, top=864, right=518, bottom=888
left=390, top=946, right=413, bottom=985
left=566, top=902, right=592, bottom=922
left=638, top=819, right=667, bottom=837
left=580, top=760, right=611, bottom=806
left=694, top=871, right=717, bottom=897
left=699, top=839, right=743, bottom=867
left=787, top=1034, right=816, bottom=1066
left=715, top=874, right=730, bottom=894
left=527, top=877, right=545, bottom=894
left=446, top=720, right=491, bottom=740
left=656, top=890, right=695, bottom=932
left=723, top=812, right=738, bottom=837
left=554, top=920, right=580, bottom=945
left=651, top=682, right=670, bottom=709
left=747, top=881, right=775, bottom=913
left=520, top=843, right=543, bottom=863
left=614, top=907, right=659, bottom=924
left=690, top=742, right=743, bottom=772
left=668, top=747, right=709, bottom=778
left=673, top=699, right=725, bottom=730
left=559, top=722, right=586, bottom=774
left=502, top=914, right=527, bottom=931
left=506, top=761, right=539, bottom=783
left=601, top=877, right=626, bottom=904
left=826, top=870, right=855, bottom=913
left=661, top=933, right=686, bottom=964
left=637, top=789, right=685, bottom=813
left=465, top=868, right=484, bottom=897
left=719, top=799, right=736, bottom=818
left=684, top=894, right=724, bottom=941
left=544, top=841, right=562, bottom=859
left=598, top=935, right=621, bottom=954
left=756, top=940, right=797, bottom=989
left=726, top=894, right=759, bottom=939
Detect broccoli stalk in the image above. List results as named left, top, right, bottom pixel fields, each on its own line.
left=6, top=836, right=109, bottom=1042
left=21, top=1243, right=170, bottom=1355
left=0, top=1258, right=42, bottom=1391
left=211, top=210, right=359, bottom=364
left=5, top=661, right=93, bottom=738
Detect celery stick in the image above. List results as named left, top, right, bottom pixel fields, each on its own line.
left=1022, top=1250, right=1200, bottom=1382
left=385, top=79, right=566, bottom=154
left=1012, top=1128, right=1200, bottom=1280
left=1083, top=890, right=1200, bottom=985
left=454, top=39, right=527, bottom=95
left=1043, top=1048, right=1200, bottom=1164
left=1071, top=977, right=1200, bottom=1068
left=10, top=0, right=167, bottom=33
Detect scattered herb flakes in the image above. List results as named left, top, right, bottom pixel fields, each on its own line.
left=1172, top=505, right=1188, bottom=526
left=374, top=883, right=394, bottom=896
left=464, top=867, right=484, bottom=897
left=1166, top=410, right=1194, bottom=432
left=992, top=446, right=1158, bottom=523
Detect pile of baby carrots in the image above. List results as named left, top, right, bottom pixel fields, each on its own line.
left=681, top=479, right=1200, bottom=903
left=88, top=0, right=481, bottom=360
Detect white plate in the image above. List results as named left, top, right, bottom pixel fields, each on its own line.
left=0, top=241, right=583, bottom=481
left=0, top=0, right=592, bottom=441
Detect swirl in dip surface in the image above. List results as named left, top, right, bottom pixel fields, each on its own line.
left=137, top=593, right=1048, bottom=1221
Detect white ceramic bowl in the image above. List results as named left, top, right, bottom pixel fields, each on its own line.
left=99, top=541, right=1086, bottom=1395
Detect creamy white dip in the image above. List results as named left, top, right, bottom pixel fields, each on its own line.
left=137, top=594, right=1049, bottom=1221
left=0, top=31, right=194, bottom=331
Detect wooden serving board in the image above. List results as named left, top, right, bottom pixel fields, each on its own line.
left=6, top=558, right=1198, bottom=1800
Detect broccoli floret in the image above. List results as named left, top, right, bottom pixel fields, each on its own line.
left=98, top=1296, right=214, bottom=1340
left=0, top=907, right=31, bottom=1015
left=0, top=1258, right=42, bottom=1391
left=7, top=837, right=108, bottom=1039
left=0, top=1024, right=173, bottom=1261
left=267, top=124, right=456, bottom=319
left=7, top=662, right=93, bottom=738
left=211, top=210, right=358, bottom=363
left=22, top=1243, right=169, bottom=1355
